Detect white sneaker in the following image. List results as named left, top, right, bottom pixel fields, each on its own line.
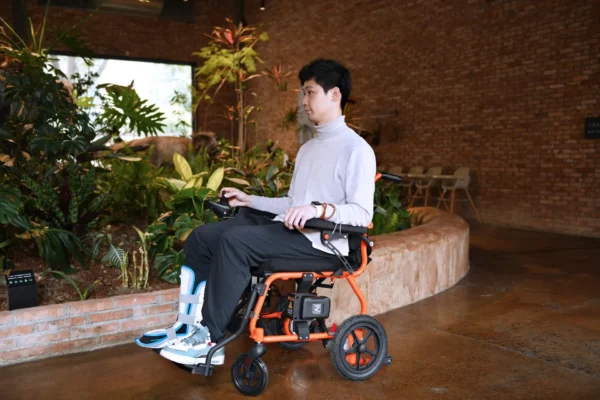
left=160, top=325, right=225, bottom=366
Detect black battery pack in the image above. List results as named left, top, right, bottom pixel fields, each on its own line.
left=300, top=296, right=330, bottom=319
left=286, top=293, right=330, bottom=320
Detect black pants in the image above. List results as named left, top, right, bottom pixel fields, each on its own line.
left=183, top=209, right=328, bottom=341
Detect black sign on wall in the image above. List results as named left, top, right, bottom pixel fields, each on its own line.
left=585, top=118, right=600, bottom=139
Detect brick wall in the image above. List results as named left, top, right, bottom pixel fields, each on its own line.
left=0, top=289, right=178, bottom=366
left=1, top=0, right=597, bottom=236
left=245, top=0, right=600, bottom=236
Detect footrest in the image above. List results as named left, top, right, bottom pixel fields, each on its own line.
left=177, top=363, right=215, bottom=376
left=190, top=363, right=215, bottom=376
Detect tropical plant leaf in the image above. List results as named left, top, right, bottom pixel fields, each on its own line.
left=115, top=156, right=142, bottom=162
left=33, top=228, right=85, bottom=273
left=160, top=178, right=186, bottom=192
left=173, top=153, right=192, bottom=181
left=48, top=270, right=83, bottom=300
left=155, top=249, right=184, bottom=284
left=0, top=184, right=23, bottom=224
left=99, top=83, right=166, bottom=136
left=82, top=281, right=98, bottom=300
left=101, top=244, right=128, bottom=269
left=225, top=177, right=250, bottom=186
left=206, top=167, right=224, bottom=192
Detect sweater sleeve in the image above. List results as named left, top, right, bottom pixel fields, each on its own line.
left=249, top=146, right=303, bottom=215
left=249, top=194, right=292, bottom=215
left=329, top=143, right=376, bottom=227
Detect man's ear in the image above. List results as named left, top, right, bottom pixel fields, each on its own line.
left=331, top=87, right=341, bottom=102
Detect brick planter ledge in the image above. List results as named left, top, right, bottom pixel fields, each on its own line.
left=0, top=289, right=179, bottom=367
left=0, top=207, right=469, bottom=367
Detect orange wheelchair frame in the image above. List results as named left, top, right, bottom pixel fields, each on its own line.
left=191, top=172, right=402, bottom=396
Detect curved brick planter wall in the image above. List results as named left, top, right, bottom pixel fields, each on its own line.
left=0, top=290, right=179, bottom=366
left=0, top=207, right=469, bottom=366
left=328, top=207, right=470, bottom=323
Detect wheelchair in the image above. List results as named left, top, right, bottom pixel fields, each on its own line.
left=186, top=172, right=402, bottom=396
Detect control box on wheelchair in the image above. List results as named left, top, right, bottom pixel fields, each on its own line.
left=190, top=171, right=402, bottom=396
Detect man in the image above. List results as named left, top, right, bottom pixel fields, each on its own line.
left=135, top=59, right=376, bottom=366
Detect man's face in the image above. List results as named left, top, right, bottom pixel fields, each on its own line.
left=301, top=79, right=338, bottom=125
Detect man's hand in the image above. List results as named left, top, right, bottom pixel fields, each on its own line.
left=222, top=187, right=252, bottom=207
left=284, top=205, right=318, bottom=230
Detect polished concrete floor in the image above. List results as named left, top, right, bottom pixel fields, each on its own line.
left=2, top=225, right=599, bottom=400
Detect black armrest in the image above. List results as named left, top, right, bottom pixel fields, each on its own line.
left=304, top=218, right=368, bottom=234
left=237, top=207, right=277, bottom=219
left=207, top=202, right=368, bottom=235
left=379, top=172, right=403, bottom=183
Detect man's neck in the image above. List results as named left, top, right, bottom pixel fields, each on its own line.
left=315, top=110, right=343, bottom=126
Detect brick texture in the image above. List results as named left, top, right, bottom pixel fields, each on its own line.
left=243, top=0, right=600, bottom=237
left=1, top=1, right=597, bottom=235
left=0, top=288, right=178, bottom=366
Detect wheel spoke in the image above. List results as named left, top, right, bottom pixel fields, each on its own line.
left=355, top=351, right=361, bottom=370
left=361, top=329, right=374, bottom=345
left=351, top=330, right=360, bottom=345
left=365, top=349, right=377, bottom=358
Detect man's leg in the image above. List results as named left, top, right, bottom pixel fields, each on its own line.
left=160, top=222, right=329, bottom=365
left=136, top=210, right=274, bottom=348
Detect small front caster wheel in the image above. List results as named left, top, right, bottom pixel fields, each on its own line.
left=231, top=354, right=269, bottom=396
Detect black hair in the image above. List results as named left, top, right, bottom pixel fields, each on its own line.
left=298, top=59, right=351, bottom=112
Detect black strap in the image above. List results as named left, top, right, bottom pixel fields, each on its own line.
left=320, top=231, right=355, bottom=274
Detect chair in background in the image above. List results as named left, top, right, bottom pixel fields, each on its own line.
left=408, top=166, right=443, bottom=207
left=435, top=167, right=481, bottom=223
left=398, top=166, right=424, bottom=205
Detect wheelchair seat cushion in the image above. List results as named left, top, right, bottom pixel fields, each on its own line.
left=253, top=255, right=344, bottom=275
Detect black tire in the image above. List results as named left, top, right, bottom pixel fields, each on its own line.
left=231, top=354, right=269, bottom=396
left=330, top=315, right=388, bottom=381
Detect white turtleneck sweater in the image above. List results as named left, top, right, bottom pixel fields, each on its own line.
left=249, top=115, right=376, bottom=255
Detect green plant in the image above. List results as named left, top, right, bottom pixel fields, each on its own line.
left=170, top=89, right=192, bottom=135
left=193, top=17, right=268, bottom=152
left=97, top=151, right=164, bottom=224
left=263, top=62, right=297, bottom=133
left=47, top=269, right=98, bottom=301
left=281, top=107, right=298, bottom=130
left=0, top=2, right=109, bottom=273
left=148, top=154, right=225, bottom=282
left=220, top=140, right=292, bottom=198
left=131, top=226, right=149, bottom=289
left=370, top=181, right=411, bottom=236
left=20, top=162, right=104, bottom=235
left=94, top=82, right=166, bottom=138
left=0, top=0, right=96, bottom=57
left=0, top=2, right=105, bottom=170
left=154, top=248, right=185, bottom=284
left=0, top=183, right=86, bottom=272
left=89, top=227, right=128, bottom=286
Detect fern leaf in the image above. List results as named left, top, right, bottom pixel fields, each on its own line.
left=102, top=244, right=128, bottom=269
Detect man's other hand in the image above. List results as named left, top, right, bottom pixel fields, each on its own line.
left=222, top=187, right=252, bottom=208
left=284, top=205, right=318, bottom=230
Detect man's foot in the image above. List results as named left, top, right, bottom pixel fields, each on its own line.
left=134, top=322, right=195, bottom=349
left=135, top=266, right=205, bottom=349
left=160, top=325, right=225, bottom=366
